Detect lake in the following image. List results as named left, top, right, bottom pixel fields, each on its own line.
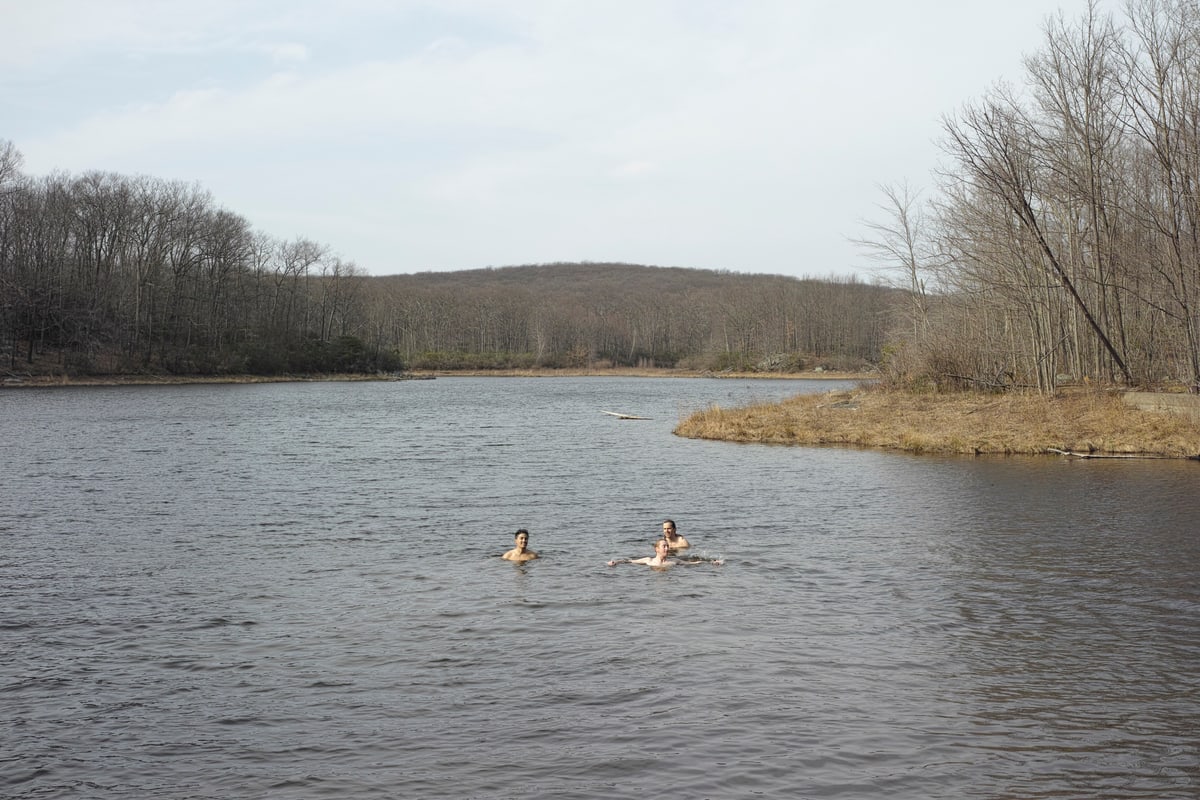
left=3, top=376, right=1198, bottom=799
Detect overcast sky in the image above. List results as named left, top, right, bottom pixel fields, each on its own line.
left=3, top=0, right=1101, bottom=279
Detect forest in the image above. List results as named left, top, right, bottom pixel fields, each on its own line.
left=866, top=0, right=1200, bottom=393
left=0, top=139, right=889, bottom=378
left=370, top=265, right=890, bottom=372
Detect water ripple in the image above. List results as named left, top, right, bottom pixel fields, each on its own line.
left=2, top=378, right=1198, bottom=798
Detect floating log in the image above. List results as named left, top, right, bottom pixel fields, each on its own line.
left=1048, top=448, right=1169, bottom=460
left=601, top=410, right=651, bottom=420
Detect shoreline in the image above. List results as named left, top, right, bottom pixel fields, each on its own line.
left=1, top=367, right=873, bottom=388
left=421, top=367, right=869, bottom=380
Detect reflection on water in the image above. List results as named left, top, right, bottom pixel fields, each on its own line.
left=2, top=378, right=1198, bottom=798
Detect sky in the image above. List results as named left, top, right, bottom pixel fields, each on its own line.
left=2, top=0, right=1102, bottom=279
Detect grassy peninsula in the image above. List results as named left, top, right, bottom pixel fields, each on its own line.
left=674, top=386, right=1200, bottom=458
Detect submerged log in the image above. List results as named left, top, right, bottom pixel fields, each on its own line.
left=1048, top=448, right=1171, bottom=460
left=601, top=410, right=651, bottom=420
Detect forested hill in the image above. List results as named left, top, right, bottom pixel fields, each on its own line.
left=5, top=243, right=894, bottom=378
left=0, top=143, right=895, bottom=378
left=364, top=263, right=902, bottom=374
left=384, top=261, right=744, bottom=291
left=367, top=262, right=896, bottom=372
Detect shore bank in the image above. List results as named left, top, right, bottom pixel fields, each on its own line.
left=0, top=373, right=390, bottom=388
left=673, top=386, right=1200, bottom=459
left=1, top=367, right=871, bottom=388
left=420, top=367, right=868, bottom=380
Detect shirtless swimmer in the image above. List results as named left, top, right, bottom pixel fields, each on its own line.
left=502, top=529, right=539, bottom=562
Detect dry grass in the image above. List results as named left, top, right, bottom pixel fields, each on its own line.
left=673, top=385, right=1200, bottom=458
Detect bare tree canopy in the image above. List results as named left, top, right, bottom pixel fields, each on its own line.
left=861, top=0, right=1200, bottom=393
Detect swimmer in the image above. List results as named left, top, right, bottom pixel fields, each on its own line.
left=662, top=519, right=690, bottom=549
left=501, top=528, right=539, bottom=562
left=608, top=538, right=674, bottom=568
left=607, top=539, right=722, bottom=568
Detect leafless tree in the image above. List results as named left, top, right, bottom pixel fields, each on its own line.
left=853, top=181, right=934, bottom=340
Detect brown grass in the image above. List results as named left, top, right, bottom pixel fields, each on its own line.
left=673, top=385, right=1200, bottom=458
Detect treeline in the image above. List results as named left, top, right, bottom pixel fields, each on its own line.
left=0, top=142, right=386, bottom=376
left=0, top=141, right=891, bottom=377
left=372, top=264, right=892, bottom=372
left=867, top=0, right=1200, bottom=392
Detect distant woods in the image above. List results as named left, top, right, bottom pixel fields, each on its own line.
left=0, top=142, right=888, bottom=377
left=864, top=0, right=1200, bottom=392
left=0, top=145, right=387, bottom=376
left=373, top=265, right=889, bottom=372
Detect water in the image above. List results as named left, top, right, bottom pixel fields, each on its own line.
left=3, top=377, right=1199, bottom=799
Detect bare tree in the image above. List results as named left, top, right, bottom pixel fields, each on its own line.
left=941, top=87, right=1134, bottom=385
left=853, top=181, right=934, bottom=339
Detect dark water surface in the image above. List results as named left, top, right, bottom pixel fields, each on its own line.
left=3, top=377, right=1199, bottom=799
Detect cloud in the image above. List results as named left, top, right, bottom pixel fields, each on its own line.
left=261, top=42, right=311, bottom=64
left=6, top=0, right=1115, bottom=276
left=613, top=161, right=658, bottom=178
